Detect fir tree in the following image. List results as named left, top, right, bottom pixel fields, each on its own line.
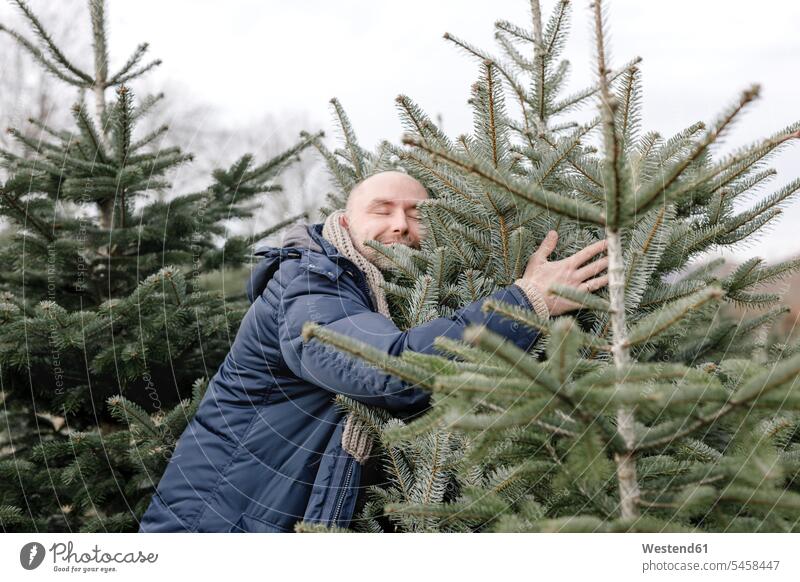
left=0, top=0, right=315, bottom=531
left=299, top=0, right=800, bottom=533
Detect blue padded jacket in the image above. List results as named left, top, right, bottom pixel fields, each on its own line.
left=138, top=222, right=541, bottom=532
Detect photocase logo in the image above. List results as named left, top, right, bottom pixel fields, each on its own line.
left=20, top=542, right=46, bottom=570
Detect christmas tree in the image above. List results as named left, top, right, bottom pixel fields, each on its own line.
left=300, top=0, right=800, bottom=532
left=0, top=0, right=315, bottom=531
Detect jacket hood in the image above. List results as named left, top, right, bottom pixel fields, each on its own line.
left=246, top=222, right=344, bottom=303
left=275, top=222, right=324, bottom=253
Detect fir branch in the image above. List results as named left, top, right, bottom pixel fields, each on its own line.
left=9, top=0, right=93, bottom=83
left=329, top=98, right=366, bottom=180
left=0, top=22, right=88, bottom=86
left=110, top=59, right=163, bottom=86
left=0, top=185, right=55, bottom=242
left=549, top=56, right=642, bottom=116
left=634, top=85, right=761, bottom=216
left=403, top=135, right=605, bottom=224
left=625, top=285, right=723, bottom=347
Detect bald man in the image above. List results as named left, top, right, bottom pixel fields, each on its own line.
left=139, top=170, right=608, bottom=534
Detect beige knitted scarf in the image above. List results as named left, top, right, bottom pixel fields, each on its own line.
left=321, top=209, right=390, bottom=463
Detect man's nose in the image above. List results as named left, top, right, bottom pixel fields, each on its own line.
left=389, top=211, right=409, bottom=234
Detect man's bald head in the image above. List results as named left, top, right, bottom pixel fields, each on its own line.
left=339, top=170, right=429, bottom=268
left=345, top=170, right=428, bottom=215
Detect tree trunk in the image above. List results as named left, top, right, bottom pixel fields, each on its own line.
left=607, top=227, right=641, bottom=520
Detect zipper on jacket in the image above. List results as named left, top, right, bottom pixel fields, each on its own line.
left=331, top=456, right=356, bottom=526
left=356, top=277, right=376, bottom=312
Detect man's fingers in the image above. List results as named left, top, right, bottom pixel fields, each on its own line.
left=571, top=238, right=608, bottom=266
left=582, top=274, right=609, bottom=292
left=532, top=230, right=558, bottom=262
left=576, top=256, right=609, bottom=281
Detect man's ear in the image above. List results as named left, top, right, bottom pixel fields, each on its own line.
left=339, top=213, right=349, bottom=230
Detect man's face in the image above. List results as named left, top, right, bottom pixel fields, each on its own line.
left=340, top=171, right=429, bottom=268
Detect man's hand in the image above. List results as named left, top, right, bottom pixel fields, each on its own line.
left=518, top=230, right=609, bottom=317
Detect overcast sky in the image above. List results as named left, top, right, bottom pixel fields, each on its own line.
left=4, top=0, right=800, bottom=261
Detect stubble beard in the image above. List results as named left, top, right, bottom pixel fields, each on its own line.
left=345, top=221, right=415, bottom=271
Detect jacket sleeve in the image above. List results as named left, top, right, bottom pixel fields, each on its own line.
left=276, top=266, right=541, bottom=413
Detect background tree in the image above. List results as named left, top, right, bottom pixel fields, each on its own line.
left=301, top=0, right=800, bottom=532
left=0, top=0, right=316, bottom=531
